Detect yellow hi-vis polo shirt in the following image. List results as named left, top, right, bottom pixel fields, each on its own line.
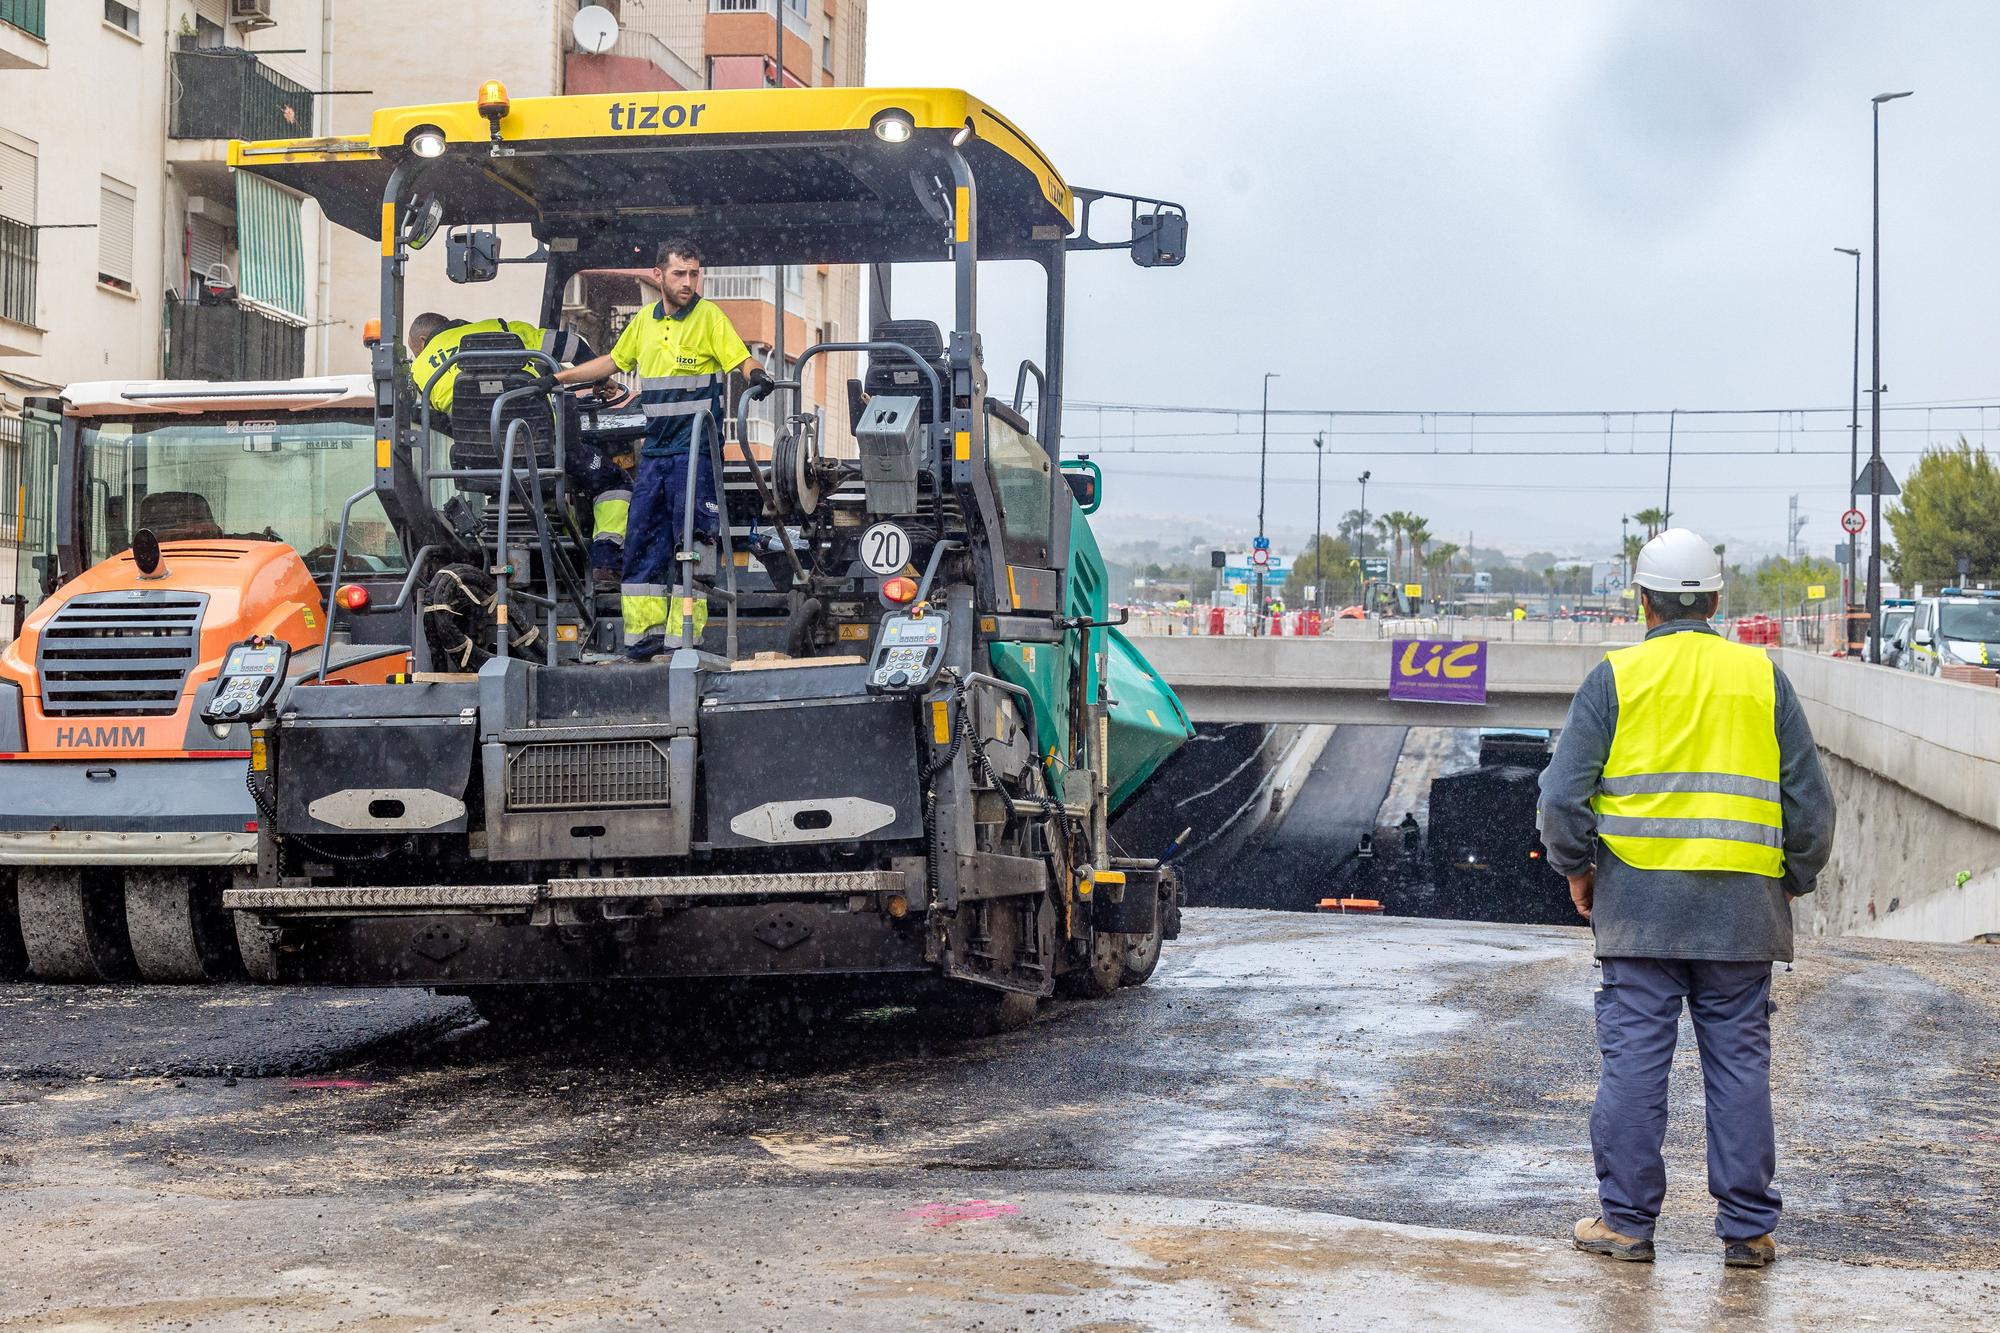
left=1590, top=630, right=1785, bottom=877
left=418, top=318, right=592, bottom=414
left=610, top=296, right=753, bottom=457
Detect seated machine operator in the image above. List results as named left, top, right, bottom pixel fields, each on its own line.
left=556, top=239, right=771, bottom=660
left=406, top=312, right=629, bottom=583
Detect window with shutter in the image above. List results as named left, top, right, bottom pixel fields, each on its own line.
left=98, top=176, right=137, bottom=291
left=0, top=136, right=36, bottom=226
left=187, top=214, right=229, bottom=294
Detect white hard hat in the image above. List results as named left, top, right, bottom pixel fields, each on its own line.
left=1633, top=527, right=1724, bottom=594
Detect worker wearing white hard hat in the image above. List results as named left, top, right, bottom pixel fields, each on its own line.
left=1539, top=526, right=1835, bottom=1270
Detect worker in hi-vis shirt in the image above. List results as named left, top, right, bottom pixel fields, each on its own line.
left=407, top=312, right=629, bottom=580
left=556, top=240, right=771, bottom=658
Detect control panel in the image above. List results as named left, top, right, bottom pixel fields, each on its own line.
left=200, top=637, right=293, bottom=727
left=867, top=612, right=949, bottom=691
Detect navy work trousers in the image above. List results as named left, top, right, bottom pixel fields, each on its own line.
left=1590, top=957, right=1779, bottom=1242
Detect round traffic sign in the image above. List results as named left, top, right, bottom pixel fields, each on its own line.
left=1250, top=548, right=1270, bottom=567
left=1841, top=508, right=1866, bottom=535
left=860, top=521, right=912, bottom=575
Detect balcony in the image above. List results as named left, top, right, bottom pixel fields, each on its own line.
left=0, top=216, right=39, bottom=356
left=0, top=0, right=46, bottom=72
left=565, top=4, right=703, bottom=96
left=710, top=0, right=811, bottom=40
left=164, top=296, right=304, bottom=382
left=169, top=49, right=314, bottom=144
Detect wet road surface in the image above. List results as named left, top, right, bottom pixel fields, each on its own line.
left=1189, top=727, right=1408, bottom=910
left=1, top=910, right=1995, bottom=1330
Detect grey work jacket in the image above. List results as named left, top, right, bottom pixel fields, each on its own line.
left=1537, top=620, right=1836, bottom=962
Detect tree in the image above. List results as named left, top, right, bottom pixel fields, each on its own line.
left=1286, top=534, right=1352, bottom=605
left=1886, top=438, right=2000, bottom=587
left=1374, top=513, right=1403, bottom=580
left=1336, top=509, right=1371, bottom=546
left=1622, top=533, right=1644, bottom=579
left=1738, top=555, right=1841, bottom=616
left=1404, top=518, right=1432, bottom=581
left=1425, top=541, right=1461, bottom=600
left=1632, top=506, right=1667, bottom=539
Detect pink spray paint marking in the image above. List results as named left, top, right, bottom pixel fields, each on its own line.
left=906, top=1200, right=1022, bottom=1228
left=286, top=1078, right=377, bottom=1090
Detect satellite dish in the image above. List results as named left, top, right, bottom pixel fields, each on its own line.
left=572, top=5, right=620, bottom=55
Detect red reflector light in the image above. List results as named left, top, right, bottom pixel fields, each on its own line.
left=882, top=576, right=919, bottom=604
left=336, top=583, right=371, bottom=612
left=244, top=821, right=259, bottom=833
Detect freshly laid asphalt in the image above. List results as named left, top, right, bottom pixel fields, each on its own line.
left=0, top=909, right=1995, bottom=1330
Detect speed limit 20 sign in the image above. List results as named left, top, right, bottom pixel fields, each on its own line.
left=860, top=522, right=913, bottom=575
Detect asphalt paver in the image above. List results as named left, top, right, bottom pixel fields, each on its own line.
left=0, top=910, right=1994, bottom=1330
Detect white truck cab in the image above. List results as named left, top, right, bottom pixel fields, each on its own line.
left=1901, top=590, right=2000, bottom=676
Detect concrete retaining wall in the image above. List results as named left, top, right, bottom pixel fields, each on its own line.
left=1776, top=650, right=2000, bottom=943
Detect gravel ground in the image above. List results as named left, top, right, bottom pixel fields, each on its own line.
left=0, top=910, right=1994, bottom=1330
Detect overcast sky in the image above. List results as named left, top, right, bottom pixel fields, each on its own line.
left=867, top=0, right=2000, bottom=562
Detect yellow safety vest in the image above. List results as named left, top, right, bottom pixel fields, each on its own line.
left=419, top=318, right=586, bottom=414
left=1591, top=630, right=1784, bottom=877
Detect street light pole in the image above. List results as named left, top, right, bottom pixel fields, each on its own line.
left=1357, top=469, right=1370, bottom=608
left=1868, top=90, right=1913, bottom=665
left=1312, top=432, right=1325, bottom=617
left=1835, top=245, right=1862, bottom=655
left=1621, top=513, right=1630, bottom=584
left=1252, top=372, right=1278, bottom=635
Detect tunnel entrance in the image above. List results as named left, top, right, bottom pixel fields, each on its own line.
left=1114, top=723, right=1578, bottom=927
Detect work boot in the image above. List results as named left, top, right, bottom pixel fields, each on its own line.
left=1572, top=1217, right=1654, bottom=1263
left=592, top=568, right=620, bottom=591
left=1723, top=1234, right=1777, bottom=1269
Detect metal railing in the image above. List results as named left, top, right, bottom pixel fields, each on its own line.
left=702, top=269, right=773, bottom=303
left=0, top=0, right=45, bottom=41
left=0, top=215, right=34, bottom=328
left=704, top=266, right=804, bottom=304
left=169, top=49, right=314, bottom=141
left=164, top=296, right=305, bottom=381
left=0, top=412, right=50, bottom=550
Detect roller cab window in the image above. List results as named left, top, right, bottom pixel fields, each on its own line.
left=77, top=413, right=407, bottom=578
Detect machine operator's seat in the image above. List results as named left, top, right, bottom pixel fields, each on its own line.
left=864, top=320, right=950, bottom=423
left=136, top=490, right=223, bottom=542
left=446, top=330, right=560, bottom=494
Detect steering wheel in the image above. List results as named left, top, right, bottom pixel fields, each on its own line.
left=574, top=378, right=633, bottom=410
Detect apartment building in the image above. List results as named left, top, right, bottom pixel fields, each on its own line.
left=1, top=0, right=331, bottom=610
left=324, top=0, right=870, bottom=449
left=0, top=0, right=867, bottom=612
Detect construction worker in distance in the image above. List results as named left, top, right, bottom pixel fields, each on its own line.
left=1537, top=527, right=1835, bottom=1271
left=406, top=312, right=630, bottom=583
left=556, top=239, right=772, bottom=659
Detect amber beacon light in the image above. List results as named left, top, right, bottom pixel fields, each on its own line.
left=477, top=81, right=511, bottom=118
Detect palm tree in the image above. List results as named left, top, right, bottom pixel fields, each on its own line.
left=1622, top=533, right=1644, bottom=582
left=1633, top=507, right=1667, bottom=539
left=1374, top=513, right=1403, bottom=581
left=1427, top=541, right=1461, bottom=599
left=1404, top=518, right=1432, bottom=582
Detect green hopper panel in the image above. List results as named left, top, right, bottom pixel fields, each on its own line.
left=987, top=493, right=1192, bottom=814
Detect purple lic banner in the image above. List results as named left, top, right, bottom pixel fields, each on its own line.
left=1388, top=638, right=1488, bottom=705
